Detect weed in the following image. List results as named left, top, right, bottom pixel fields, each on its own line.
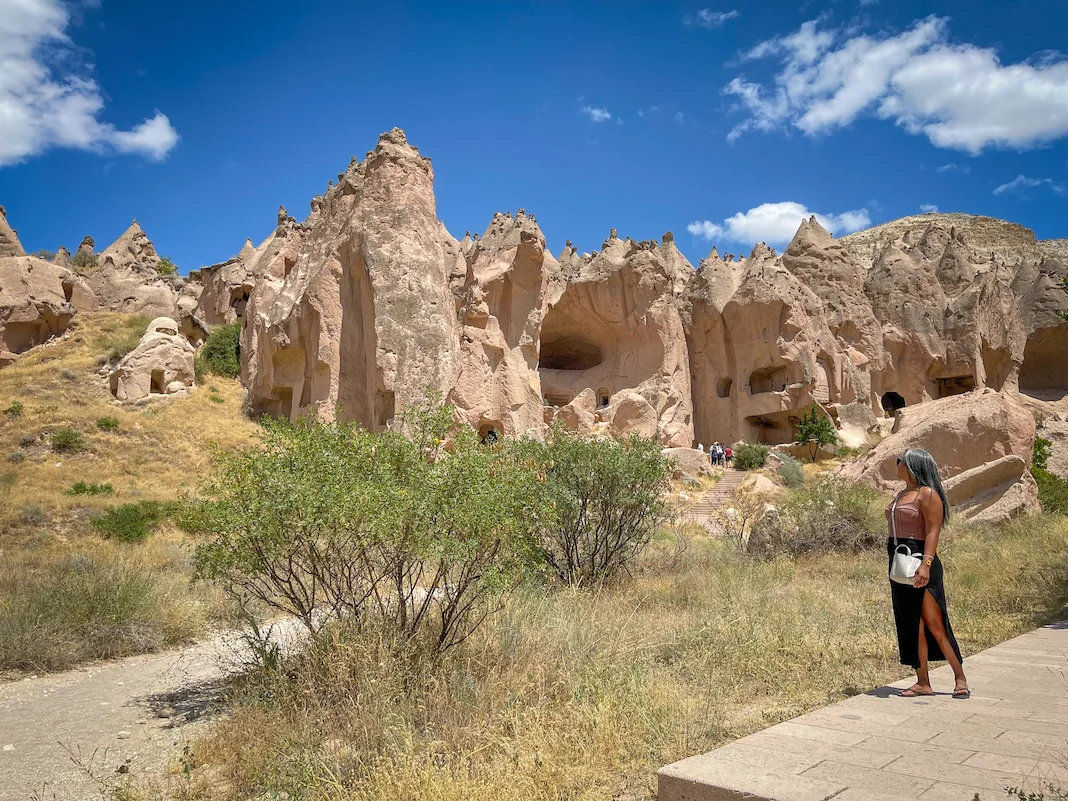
left=96, top=416, right=121, bottom=432
left=4, top=400, right=23, bottom=420
left=51, top=428, right=86, bottom=453
left=60, top=368, right=77, bottom=381
left=21, top=505, right=44, bottom=525
left=67, top=482, right=115, bottom=497
left=91, top=501, right=177, bottom=542
left=1, top=470, right=16, bottom=495
left=9, top=451, right=24, bottom=463
left=208, top=395, right=225, bottom=404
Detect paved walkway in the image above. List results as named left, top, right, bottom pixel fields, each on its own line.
left=660, top=621, right=1068, bottom=801
left=684, top=469, right=748, bottom=527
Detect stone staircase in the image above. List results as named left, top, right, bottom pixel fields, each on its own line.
left=683, top=469, right=748, bottom=526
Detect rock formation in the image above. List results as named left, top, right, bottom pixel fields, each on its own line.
left=0, top=206, right=24, bottom=258
left=0, top=255, right=77, bottom=367
left=110, top=317, right=196, bottom=401
left=242, top=129, right=462, bottom=424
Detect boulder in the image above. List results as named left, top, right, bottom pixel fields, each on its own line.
left=0, top=255, right=76, bottom=366
left=837, top=389, right=1035, bottom=493
left=943, top=455, right=1040, bottom=525
left=552, top=389, right=597, bottom=434
left=605, top=391, right=658, bottom=439
left=110, top=317, right=196, bottom=402
left=662, top=447, right=714, bottom=478
left=744, top=473, right=784, bottom=496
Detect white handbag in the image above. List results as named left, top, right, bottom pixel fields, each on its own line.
left=889, top=494, right=923, bottom=585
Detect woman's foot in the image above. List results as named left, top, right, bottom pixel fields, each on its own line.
left=952, top=677, right=970, bottom=699
left=899, top=684, right=934, bottom=697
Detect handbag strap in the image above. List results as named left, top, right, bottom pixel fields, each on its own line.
left=890, top=492, right=900, bottom=548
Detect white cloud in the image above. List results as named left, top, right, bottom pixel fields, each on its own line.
left=688, top=201, right=871, bottom=247
left=0, top=0, right=179, bottom=167
left=581, top=105, right=613, bottom=123
left=725, top=15, right=1068, bottom=153
left=920, top=203, right=939, bottom=212
left=686, top=9, right=739, bottom=29
left=992, top=174, right=1066, bottom=196
left=674, top=111, right=685, bottom=125
left=936, top=162, right=970, bottom=174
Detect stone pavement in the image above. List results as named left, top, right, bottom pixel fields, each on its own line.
left=659, top=621, right=1068, bottom=801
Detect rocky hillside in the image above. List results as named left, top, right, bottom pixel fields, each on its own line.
left=840, top=212, right=1051, bottom=267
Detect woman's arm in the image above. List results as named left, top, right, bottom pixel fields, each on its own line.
left=913, top=486, right=945, bottom=589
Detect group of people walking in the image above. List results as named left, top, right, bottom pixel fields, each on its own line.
left=697, top=441, right=732, bottom=467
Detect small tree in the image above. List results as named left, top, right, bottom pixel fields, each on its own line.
left=72, top=250, right=99, bottom=269
left=795, top=405, right=837, bottom=462
left=35, top=249, right=55, bottom=261
left=156, top=257, right=177, bottom=276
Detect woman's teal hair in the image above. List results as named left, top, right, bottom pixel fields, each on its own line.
left=903, top=447, right=950, bottom=524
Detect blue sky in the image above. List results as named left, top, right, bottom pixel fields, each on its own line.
left=2, top=0, right=1068, bottom=274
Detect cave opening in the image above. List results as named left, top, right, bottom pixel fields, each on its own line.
left=749, top=365, right=789, bottom=395
left=881, top=391, right=906, bottom=415
left=716, top=377, right=733, bottom=398
left=150, top=370, right=165, bottom=394
left=936, top=375, right=976, bottom=398
left=538, top=335, right=604, bottom=371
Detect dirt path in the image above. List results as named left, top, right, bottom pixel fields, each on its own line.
left=0, top=623, right=303, bottom=801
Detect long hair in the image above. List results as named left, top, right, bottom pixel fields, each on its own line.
left=903, top=447, right=950, bottom=524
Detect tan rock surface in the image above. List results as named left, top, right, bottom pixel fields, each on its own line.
left=1037, top=416, right=1068, bottom=479
left=0, top=255, right=76, bottom=366
left=662, top=447, right=714, bottom=478
left=942, top=455, right=1040, bottom=525
left=243, top=129, right=461, bottom=425
left=110, top=317, right=196, bottom=402
left=0, top=205, right=24, bottom=258
left=837, top=389, right=1036, bottom=492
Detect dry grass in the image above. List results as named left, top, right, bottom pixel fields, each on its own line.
left=167, top=514, right=1068, bottom=801
left=0, top=313, right=259, bottom=672
left=0, top=313, right=259, bottom=537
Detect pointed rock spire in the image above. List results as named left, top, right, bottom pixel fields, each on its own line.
left=0, top=205, right=25, bottom=257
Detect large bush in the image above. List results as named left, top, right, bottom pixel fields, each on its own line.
left=183, top=404, right=542, bottom=651
left=747, top=476, right=884, bottom=557
left=196, top=322, right=241, bottom=379
left=523, top=428, right=674, bottom=586
left=733, top=442, right=770, bottom=470
left=91, top=501, right=177, bottom=541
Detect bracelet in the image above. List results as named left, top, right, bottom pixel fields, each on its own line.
left=922, top=555, right=934, bottom=565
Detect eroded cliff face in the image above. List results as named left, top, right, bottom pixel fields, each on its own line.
left=241, top=129, right=462, bottom=426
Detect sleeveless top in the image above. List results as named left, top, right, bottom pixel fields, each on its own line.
left=885, top=490, right=927, bottom=541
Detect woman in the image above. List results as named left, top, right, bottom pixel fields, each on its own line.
left=887, top=448, right=969, bottom=698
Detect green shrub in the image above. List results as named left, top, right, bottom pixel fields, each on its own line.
left=34, top=249, right=55, bottom=261
left=96, top=416, right=120, bottom=432
left=523, top=427, right=674, bottom=586
left=795, top=405, right=837, bottom=462
left=1034, top=468, right=1068, bottom=515
left=72, top=250, right=99, bottom=269
left=67, top=481, right=114, bottom=497
left=50, top=428, right=85, bottom=453
left=748, top=476, right=884, bottom=557
left=208, top=395, right=225, bottom=404
left=4, top=400, right=23, bottom=420
left=9, top=451, right=24, bottom=463
left=184, top=402, right=542, bottom=651
left=1034, top=436, right=1052, bottom=471
left=196, top=322, right=241, bottom=379
left=155, top=257, right=178, bottom=276
left=733, top=442, right=770, bottom=470
left=91, top=501, right=177, bottom=541
left=776, top=452, right=805, bottom=488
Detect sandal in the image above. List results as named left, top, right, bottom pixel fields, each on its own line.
left=899, top=685, right=934, bottom=697
left=952, top=686, right=971, bottom=699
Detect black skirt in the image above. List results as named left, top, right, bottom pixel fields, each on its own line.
left=887, top=538, right=963, bottom=669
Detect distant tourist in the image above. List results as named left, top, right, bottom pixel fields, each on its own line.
left=724, top=446, right=733, bottom=467
left=711, top=442, right=723, bottom=467
left=887, top=448, right=969, bottom=699
left=697, top=443, right=705, bottom=453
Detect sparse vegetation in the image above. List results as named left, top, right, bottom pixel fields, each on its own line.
left=209, top=394, right=225, bottom=404
left=155, top=256, right=178, bottom=276
left=795, top=404, right=837, bottom=461
left=733, top=441, right=770, bottom=470
left=96, top=415, right=121, bottom=432
left=20, top=505, right=44, bottom=525
left=50, top=427, right=86, bottom=453
left=0, top=538, right=230, bottom=673
left=4, top=400, right=23, bottom=420
left=91, top=501, right=178, bottom=542
left=67, top=481, right=114, bottom=496
left=72, top=250, right=99, bottom=269
left=2, top=470, right=16, bottom=495
left=34, top=248, right=55, bottom=261
left=1031, top=436, right=1068, bottom=514
left=180, top=512, right=1068, bottom=801
left=196, top=322, right=241, bottom=379
left=97, top=314, right=151, bottom=361
left=776, top=451, right=804, bottom=487
left=9, top=451, right=24, bottom=463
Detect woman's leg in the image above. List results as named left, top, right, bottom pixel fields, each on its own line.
left=901, top=613, right=934, bottom=695
left=921, top=590, right=968, bottom=690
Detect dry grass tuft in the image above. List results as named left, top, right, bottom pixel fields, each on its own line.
left=174, top=515, right=1068, bottom=801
